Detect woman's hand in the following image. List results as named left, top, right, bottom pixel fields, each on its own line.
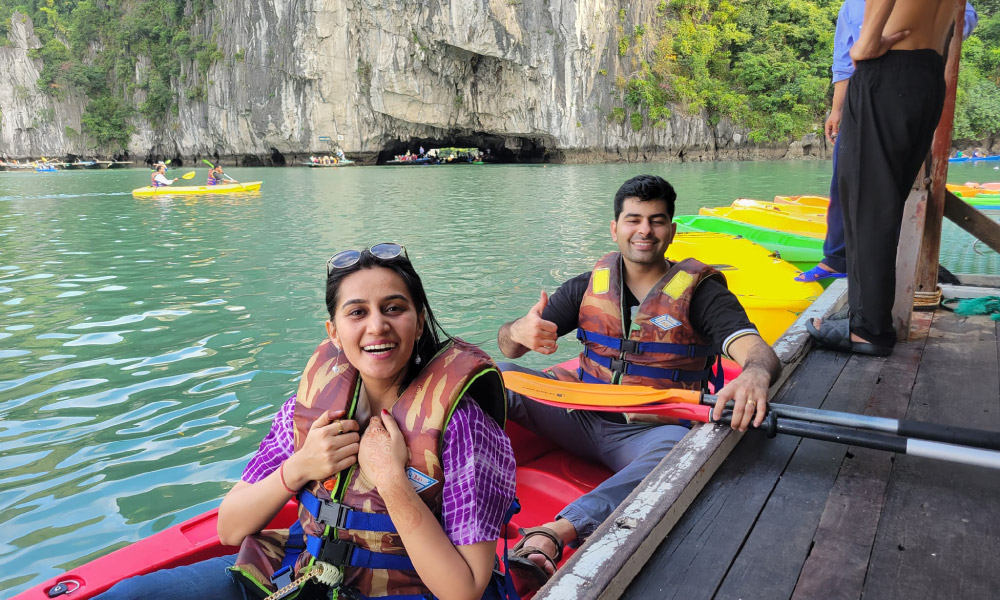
left=284, top=409, right=360, bottom=489
left=358, top=410, right=409, bottom=489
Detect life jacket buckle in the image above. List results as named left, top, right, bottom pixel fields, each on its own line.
left=620, top=339, right=641, bottom=354
left=317, top=538, right=356, bottom=567
left=609, top=357, right=627, bottom=375
left=316, top=500, right=350, bottom=529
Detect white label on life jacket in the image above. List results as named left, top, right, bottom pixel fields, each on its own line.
left=650, top=314, right=682, bottom=332
left=406, top=467, right=438, bottom=493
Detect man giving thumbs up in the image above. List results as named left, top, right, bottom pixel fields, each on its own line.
left=496, top=174, right=779, bottom=592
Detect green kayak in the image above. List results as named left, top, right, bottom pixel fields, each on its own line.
left=962, top=195, right=1000, bottom=207
left=674, top=215, right=823, bottom=270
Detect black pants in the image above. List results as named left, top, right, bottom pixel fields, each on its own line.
left=836, top=50, right=945, bottom=347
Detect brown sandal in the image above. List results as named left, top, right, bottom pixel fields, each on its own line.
left=506, top=526, right=565, bottom=588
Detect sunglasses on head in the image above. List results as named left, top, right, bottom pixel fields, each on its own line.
left=326, top=243, right=408, bottom=274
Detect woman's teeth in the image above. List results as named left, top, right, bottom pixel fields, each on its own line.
left=363, top=343, right=396, bottom=354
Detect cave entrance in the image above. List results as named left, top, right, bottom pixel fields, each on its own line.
left=375, top=134, right=560, bottom=165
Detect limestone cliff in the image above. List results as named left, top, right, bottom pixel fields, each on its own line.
left=0, top=2, right=826, bottom=163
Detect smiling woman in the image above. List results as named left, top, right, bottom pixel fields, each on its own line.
left=94, top=247, right=518, bottom=600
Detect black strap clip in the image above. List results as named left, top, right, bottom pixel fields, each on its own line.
left=609, top=358, right=627, bottom=375
left=620, top=339, right=641, bottom=354
left=318, top=538, right=356, bottom=567
left=316, top=500, right=350, bottom=529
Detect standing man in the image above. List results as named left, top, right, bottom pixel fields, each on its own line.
left=497, top=175, right=781, bottom=591
left=797, top=0, right=976, bottom=284
left=809, top=0, right=967, bottom=356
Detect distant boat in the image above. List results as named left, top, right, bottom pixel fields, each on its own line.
left=299, top=159, right=356, bottom=168
left=107, top=161, right=132, bottom=169
left=385, top=156, right=436, bottom=166
left=949, top=155, right=1000, bottom=163
left=66, top=161, right=98, bottom=169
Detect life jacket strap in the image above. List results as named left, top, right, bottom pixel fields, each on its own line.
left=577, top=329, right=717, bottom=357
left=300, top=490, right=398, bottom=533
left=306, top=535, right=416, bottom=571
left=582, top=348, right=712, bottom=383
left=270, top=520, right=308, bottom=588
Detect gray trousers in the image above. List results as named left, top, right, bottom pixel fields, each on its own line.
left=499, top=362, right=687, bottom=543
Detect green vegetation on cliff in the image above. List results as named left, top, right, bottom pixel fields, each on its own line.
left=613, top=0, right=1000, bottom=144
left=1, top=0, right=220, bottom=151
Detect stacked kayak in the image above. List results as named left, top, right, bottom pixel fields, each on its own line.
left=668, top=232, right=823, bottom=345
left=674, top=215, right=823, bottom=271
left=774, top=195, right=830, bottom=209
left=131, top=181, right=263, bottom=197
left=699, top=204, right=827, bottom=239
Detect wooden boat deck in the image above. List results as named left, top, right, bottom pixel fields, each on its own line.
left=536, top=280, right=1000, bottom=600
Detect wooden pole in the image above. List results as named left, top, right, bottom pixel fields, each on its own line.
left=916, top=12, right=966, bottom=293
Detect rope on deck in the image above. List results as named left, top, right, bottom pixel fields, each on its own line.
left=913, top=286, right=943, bottom=310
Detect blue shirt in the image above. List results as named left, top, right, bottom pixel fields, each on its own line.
left=832, top=0, right=980, bottom=83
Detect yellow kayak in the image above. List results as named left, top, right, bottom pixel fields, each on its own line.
left=131, top=181, right=263, bottom=197
left=699, top=206, right=827, bottom=239
left=667, top=232, right=824, bottom=345
left=731, top=198, right=826, bottom=217
left=774, top=195, right=830, bottom=209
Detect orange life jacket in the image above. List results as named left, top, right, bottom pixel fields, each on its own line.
left=548, top=253, right=724, bottom=424
left=230, top=338, right=506, bottom=599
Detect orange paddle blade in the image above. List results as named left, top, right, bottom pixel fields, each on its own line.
left=501, top=371, right=703, bottom=408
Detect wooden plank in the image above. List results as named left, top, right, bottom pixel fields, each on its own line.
left=621, top=348, right=851, bottom=600
left=893, top=189, right=928, bottom=343
left=711, top=354, right=885, bottom=600
left=863, top=311, right=1000, bottom=599
left=790, top=316, right=932, bottom=600
left=535, top=284, right=848, bottom=600
left=940, top=284, right=1000, bottom=299
left=951, top=273, right=1000, bottom=288
left=916, top=14, right=965, bottom=293
left=944, top=191, right=1000, bottom=255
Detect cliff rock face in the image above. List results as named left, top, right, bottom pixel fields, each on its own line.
left=0, top=2, right=824, bottom=163
left=0, top=14, right=89, bottom=158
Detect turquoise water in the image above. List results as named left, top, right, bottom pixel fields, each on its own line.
left=0, top=160, right=995, bottom=595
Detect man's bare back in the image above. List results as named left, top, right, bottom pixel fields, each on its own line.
left=852, top=0, right=961, bottom=62
left=887, top=0, right=961, bottom=52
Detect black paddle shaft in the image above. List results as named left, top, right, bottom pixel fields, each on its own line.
left=706, top=394, right=1000, bottom=452
left=722, top=411, right=907, bottom=454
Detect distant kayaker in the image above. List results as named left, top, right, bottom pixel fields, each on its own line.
left=94, top=244, right=516, bottom=600
left=496, top=174, right=781, bottom=593
left=809, top=0, right=973, bottom=357
left=207, top=165, right=234, bottom=185
left=150, top=163, right=177, bottom=187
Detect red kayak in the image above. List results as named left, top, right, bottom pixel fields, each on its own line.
left=15, top=359, right=740, bottom=599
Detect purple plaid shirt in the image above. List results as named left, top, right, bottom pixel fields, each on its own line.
left=242, top=394, right=516, bottom=546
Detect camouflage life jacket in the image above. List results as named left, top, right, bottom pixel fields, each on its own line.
left=230, top=338, right=507, bottom=600
left=549, top=253, right=724, bottom=423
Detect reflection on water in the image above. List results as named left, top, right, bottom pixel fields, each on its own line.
left=0, top=161, right=993, bottom=594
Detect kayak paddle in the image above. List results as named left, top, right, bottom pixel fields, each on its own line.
left=180, top=171, right=196, bottom=180
left=502, top=372, right=1000, bottom=455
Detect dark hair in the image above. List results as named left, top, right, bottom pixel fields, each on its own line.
left=613, top=175, right=677, bottom=220
left=324, top=250, right=452, bottom=392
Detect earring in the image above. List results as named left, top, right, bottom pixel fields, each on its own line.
left=414, top=353, right=422, bottom=365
